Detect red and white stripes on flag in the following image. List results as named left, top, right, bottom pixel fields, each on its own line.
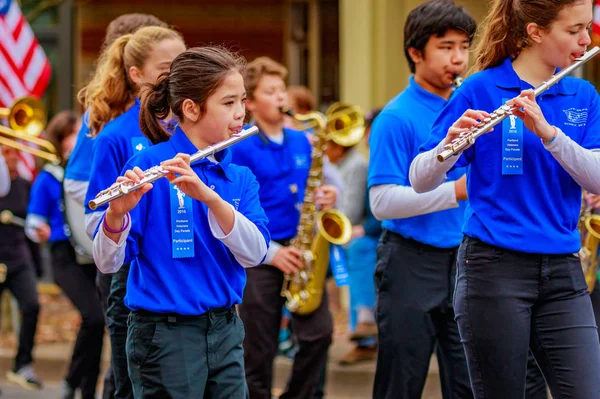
left=0, top=0, right=52, bottom=180
left=594, top=0, right=600, bottom=43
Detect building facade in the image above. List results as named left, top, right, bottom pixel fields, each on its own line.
left=31, top=0, right=598, bottom=118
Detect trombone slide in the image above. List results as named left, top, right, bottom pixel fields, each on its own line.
left=0, top=210, right=25, bottom=227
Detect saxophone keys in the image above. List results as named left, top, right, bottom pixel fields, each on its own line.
left=299, top=290, right=310, bottom=302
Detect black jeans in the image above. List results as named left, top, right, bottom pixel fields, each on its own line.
left=455, top=236, right=600, bottom=399
left=126, top=307, right=246, bottom=398
left=96, top=271, right=115, bottom=399
left=239, top=264, right=333, bottom=399
left=373, top=230, right=472, bottom=399
left=51, top=241, right=105, bottom=399
left=106, top=263, right=132, bottom=399
left=590, top=281, right=600, bottom=337
left=0, top=261, right=39, bottom=371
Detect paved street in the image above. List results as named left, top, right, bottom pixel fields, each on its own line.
left=0, top=337, right=446, bottom=398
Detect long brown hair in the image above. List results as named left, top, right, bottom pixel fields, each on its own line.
left=474, top=0, right=582, bottom=71
left=140, top=46, right=246, bottom=145
left=103, top=14, right=168, bottom=49
left=78, top=26, right=184, bottom=137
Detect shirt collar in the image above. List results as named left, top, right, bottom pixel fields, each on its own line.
left=251, top=123, right=299, bottom=149
left=406, top=75, right=448, bottom=112
left=168, top=125, right=233, bottom=181
left=493, top=57, right=576, bottom=96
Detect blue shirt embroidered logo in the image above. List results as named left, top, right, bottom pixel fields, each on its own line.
left=84, top=99, right=150, bottom=215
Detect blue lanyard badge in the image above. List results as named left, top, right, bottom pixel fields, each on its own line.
left=170, top=185, right=195, bottom=258
left=330, top=244, right=349, bottom=287
left=501, top=100, right=523, bottom=175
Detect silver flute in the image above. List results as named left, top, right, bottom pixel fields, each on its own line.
left=438, top=46, right=600, bottom=162
left=89, top=125, right=259, bottom=210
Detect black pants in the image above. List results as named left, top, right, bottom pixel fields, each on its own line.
left=590, top=281, right=600, bottom=336
left=51, top=241, right=105, bottom=399
left=107, top=263, right=132, bottom=399
left=126, top=307, right=246, bottom=398
left=373, top=230, right=472, bottom=399
left=96, top=271, right=115, bottom=399
left=0, top=261, right=39, bottom=371
left=455, top=236, right=600, bottom=399
left=239, top=264, right=333, bottom=399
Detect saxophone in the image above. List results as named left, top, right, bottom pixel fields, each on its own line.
left=579, top=191, right=600, bottom=292
left=280, top=109, right=353, bottom=315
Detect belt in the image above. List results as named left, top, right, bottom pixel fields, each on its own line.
left=130, top=306, right=236, bottom=323
left=383, top=229, right=457, bottom=253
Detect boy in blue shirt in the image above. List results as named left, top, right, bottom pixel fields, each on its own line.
left=231, top=56, right=340, bottom=399
left=367, top=2, right=476, bottom=398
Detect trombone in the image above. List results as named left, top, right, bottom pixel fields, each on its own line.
left=0, top=210, right=25, bottom=227
left=0, top=97, right=59, bottom=164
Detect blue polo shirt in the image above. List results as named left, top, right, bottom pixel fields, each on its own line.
left=368, top=76, right=467, bottom=248
left=27, top=170, right=70, bottom=243
left=85, top=99, right=150, bottom=215
left=229, top=126, right=312, bottom=241
left=65, top=111, right=93, bottom=182
left=420, top=57, right=600, bottom=254
left=121, top=127, right=270, bottom=315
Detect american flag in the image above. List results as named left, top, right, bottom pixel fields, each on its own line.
left=594, top=0, right=600, bottom=43
left=0, top=0, right=52, bottom=180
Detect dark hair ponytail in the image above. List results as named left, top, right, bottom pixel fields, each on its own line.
left=139, top=73, right=171, bottom=144
left=140, top=46, right=246, bottom=145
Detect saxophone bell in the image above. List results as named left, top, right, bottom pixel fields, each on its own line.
left=580, top=191, right=600, bottom=292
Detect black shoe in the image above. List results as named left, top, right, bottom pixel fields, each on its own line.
left=60, top=380, right=75, bottom=399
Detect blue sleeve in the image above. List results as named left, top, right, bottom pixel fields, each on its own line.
left=239, top=169, right=270, bottom=250
left=419, top=91, right=476, bottom=169
left=65, top=112, right=92, bottom=181
left=367, top=113, right=414, bottom=188
left=581, top=84, right=600, bottom=150
left=84, top=134, right=126, bottom=214
left=27, top=172, right=53, bottom=219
